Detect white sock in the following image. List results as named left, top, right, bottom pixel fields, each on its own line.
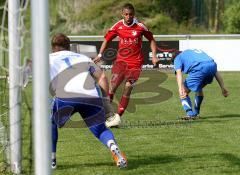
left=52, top=152, right=56, bottom=159
left=107, top=140, right=119, bottom=151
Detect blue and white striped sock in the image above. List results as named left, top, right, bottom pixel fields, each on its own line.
left=180, top=96, right=194, bottom=116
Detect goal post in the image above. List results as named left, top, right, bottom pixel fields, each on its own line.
left=1, top=0, right=52, bottom=174
left=30, top=0, right=51, bottom=175
left=8, top=0, right=22, bottom=173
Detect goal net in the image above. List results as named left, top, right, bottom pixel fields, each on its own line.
left=0, top=0, right=33, bottom=174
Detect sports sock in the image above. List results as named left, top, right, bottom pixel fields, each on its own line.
left=180, top=96, right=194, bottom=116
left=194, top=95, right=203, bottom=115
left=52, top=152, right=56, bottom=160
left=117, top=95, right=129, bottom=116
left=52, top=120, right=58, bottom=153
left=107, top=140, right=117, bottom=149
left=99, top=129, right=115, bottom=147
left=89, top=123, right=115, bottom=147
left=108, top=92, right=114, bottom=103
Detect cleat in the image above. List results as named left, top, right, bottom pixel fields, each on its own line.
left=192, top=115, right=200, bottom=120
left=110, top=145, right=127, bottom=168
left=181, top=115, right=199, bottom=120
left=181, top=115, right=193, bottom=120
left=105, top=113, right=121, bottom=128
left=51, top=159, right=57, bottom=169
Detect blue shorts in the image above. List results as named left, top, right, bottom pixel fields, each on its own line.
left=184, top=61, right=217, bottom=92
left=51, top=97, right=105, bottom=128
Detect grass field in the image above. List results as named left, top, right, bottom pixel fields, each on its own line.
left=1, top=71, right=240, bottom=175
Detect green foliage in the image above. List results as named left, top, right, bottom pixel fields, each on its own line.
left=47, top=0, right=240, bottom=34
left=145, top=14, right=178, bottom=34
left=152, top=0, right=192, bottom=22
left=222, top=2, right=240, bottom=33
left=49, top=0, right=199, bottom=35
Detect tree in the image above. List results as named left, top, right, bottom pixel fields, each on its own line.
left=222, top=1, right=240, bottom=33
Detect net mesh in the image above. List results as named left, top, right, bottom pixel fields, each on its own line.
left=0, top=0, right=32, bottom=174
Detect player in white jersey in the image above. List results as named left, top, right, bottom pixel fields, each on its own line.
left=50, top=33, right=127, bottom=169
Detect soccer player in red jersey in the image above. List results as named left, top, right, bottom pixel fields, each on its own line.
left=94, top=3, right=158, bottom=127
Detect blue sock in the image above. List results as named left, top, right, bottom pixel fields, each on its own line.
left=52, top=120, right=58, bottom=153
left=89, top=123, right=115, bottom=147
left=194, top=95, right=203, bottom=115
left=180, top=96, right=194, bottom=116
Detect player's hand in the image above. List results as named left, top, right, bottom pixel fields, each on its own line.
left=221, top=87, right=229, bottom=97
left=152, top=56, right=159, bottom=66
left=179, top=87, right=187, bottom=98
left=93, top=56, right=101, bottom=64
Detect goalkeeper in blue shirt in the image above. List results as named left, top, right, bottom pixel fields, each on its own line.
left=173, top=49, right=228, bottom=119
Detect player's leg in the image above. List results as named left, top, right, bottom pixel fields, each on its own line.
left=109, top=61, right=127, bottom=102
left=117, top=67, right=141, bottom=117
left=105, top=62, right=127, bottom=127
left=194, top=91, right=204, bottom=116
left=106, top=67, right=140, bottom=127
left=80, top=101, right=127, bottom=168
left=193, top=61, right=216, bottom=116
left=109, top=73, right=124, bottom=102
left=179, top=87, right=196, bottom=117
left=89, top=124, right=127, bottom=168
left=51, top=120, right=58, bottom=169
left=180, top=72, right=201, bottom=119
left=105, top=75, right=125, bottom=127
left=51, top=99, right=58, bottom=169
left=117, top=81, right=133, bottom=116
left=51, top=98, right=75, bottom=169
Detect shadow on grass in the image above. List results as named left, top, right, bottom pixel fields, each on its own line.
left=56, top=154, right=182, bottom=171
left=126, top=154, right=182, bottom=170
left=56, top=161, right=113, bottom=170
left=182, top=152, right=240, bottom=171
left=55, top=152, right=240, bottom=173
left=201, top=114, right=240, bottom=120
left=219, top=153, right=240, bottom=168
left=188, top=114, right=240, bottom=124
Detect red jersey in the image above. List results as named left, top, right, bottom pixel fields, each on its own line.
left=105, top=18, right=154, bottom=68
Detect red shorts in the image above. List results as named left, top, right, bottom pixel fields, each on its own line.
left=111, top=61, right=141, bottom=86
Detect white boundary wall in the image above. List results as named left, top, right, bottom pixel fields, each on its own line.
left=179, top=40, right=240, bottom=71
left=69, top=35, right=240, bottom=71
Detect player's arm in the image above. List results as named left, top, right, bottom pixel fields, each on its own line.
left=215, top=71, right=229, bottom=97
left=92, top=67, right=109, bottom=96
left=93, top=39, right=109, bottom=64
left=143, top=28, right=158, bottom=66
left=150, top=39, right=158, bottom=66
left=94, top=27, right=117, bottom=63
left=90, top=62, right=114, bottom=117
left=176, top=69, right=187, bottom=98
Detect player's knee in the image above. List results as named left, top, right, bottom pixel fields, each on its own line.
left=123, top=84, right=133, bottom=97
left=125, top=81, right=135, bottom=89
left=110, top=84, right=118, bottom=93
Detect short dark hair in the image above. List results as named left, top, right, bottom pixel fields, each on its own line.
left=122, top=3, right=135, bottom=12
left=51, top=33, right=70, bottom=51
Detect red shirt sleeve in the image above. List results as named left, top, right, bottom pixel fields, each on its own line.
left=138, top=22, right=154, bottom=41
left=143, top=30, right=154, bottom=41
left=104, top=29, right=117, bottom=42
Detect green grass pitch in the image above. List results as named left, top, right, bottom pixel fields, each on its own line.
left=1, top=71, right=240, bottom=175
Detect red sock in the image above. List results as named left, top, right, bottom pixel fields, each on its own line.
left=108, top=92, right=114, bottom=103
left=117, top=95, right=130, bottom=116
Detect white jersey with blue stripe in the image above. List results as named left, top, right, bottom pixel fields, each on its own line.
left=49, top=50, right=101, bottom=98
